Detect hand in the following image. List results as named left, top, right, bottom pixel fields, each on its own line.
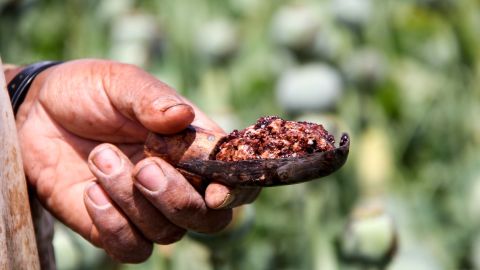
left=14, top=59, right=261, bottom=263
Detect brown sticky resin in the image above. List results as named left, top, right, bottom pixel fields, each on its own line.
left=144, top=117, right=350, bottom=187
left=214, top=116, right=335, bottom=161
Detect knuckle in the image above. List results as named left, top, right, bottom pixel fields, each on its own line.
left=153, top=228, right=186, bottom=245
left=182, top=192, right=203, bottom=212
left=192, top=210, right=233, bottom=234
left=239, top=187, right=262, bottom=205
left=205, top=211, right=233, bottom=233
left=110, top=61, right=142, bottom=76
left=109, top=245, right=152, bottom=264
left=165, top=191, right=203, bottom=217
left=101, top=222, right=153, bottom=263
left=103, top=219, right=132, bottom=240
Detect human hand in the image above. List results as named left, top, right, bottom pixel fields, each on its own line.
left=14, top=59, right=261, bottom=262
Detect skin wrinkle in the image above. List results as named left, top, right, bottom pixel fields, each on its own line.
left=17, top=107, right=42, bottom=186
left=106, top=62, right=144, bottom=121
left=84, top=184, right=111, bottom=247
left=22, top=102, right=98, bottom=238
left=48, top=157, right=87, bottom=203
left=44, top=75, right=143, bottom=143
left=81, top=73, right=129, bottom=139
left=36, top=100, right=95, bottom=161
left=90, top=148, right=187, bottom=244
left=104, top=215, right=134, bottom=242
left=93, top=61, right=194, bottom=136
left=101, top=61, right=113, bottom=98
left=133, top=178, right=201, bottom=231
left=86, top=194, right=153, bottom=262
left=154, top=163, right=230, bottom=233
left=182, top=192, right=209, bottom=230
left=153, top=230, right=185, bottom=244
left=104, top=213, right=151, bottom=252
left=44, top=140, right=63, bottom=202
left=23, top=105, right=62, bottom=198
left=95, top=63, right=149, bottom=142
left=36, top=159, right=58, bottom=203
left=103, top=178, right=138, bottom=210
left=98, top=62, right=134, bottom=121
left=50, top=181, right=93, bottom=235
left=114, top=67, right=189, bottom=126
left=109, top=117, right=131, bottom=138
left=39, top=62, right=109, bottom=141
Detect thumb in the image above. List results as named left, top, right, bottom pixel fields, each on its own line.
left=103, top=61, right=194, bottom=134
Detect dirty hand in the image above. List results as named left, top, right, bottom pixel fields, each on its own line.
left=12, top=59, right=260, bottom=262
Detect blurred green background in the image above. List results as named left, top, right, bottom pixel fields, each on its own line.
left=2, top=0, right=480, bottom=269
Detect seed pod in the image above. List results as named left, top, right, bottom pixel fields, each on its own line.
left=271, top=4, right=320, bottom=51
left=109, top=14, right=161, bottom=67
left=331, top=0, right=372, bottom=28
left=388, top=246, right=442, bottom=270
left=313, top=26, right=353, bottom=62
left=337, top=200, right=397, bottom=267
left=342, top=48, right=387, bottom=89
left=276, top=64, right=343, bottom=113
left=196, top=19, right=238, bottom=64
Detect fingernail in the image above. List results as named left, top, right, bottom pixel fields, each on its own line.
left=92, top=147, right=121, bottom=175
left=135, top=162, right=164, bottom=191
left=164, top=104, right=194, bottom=117
left=217, top=193, right=236, bottom=209
left=87, top=183, right=110, bottom=207
left=152, top=97, right=185, bottom=112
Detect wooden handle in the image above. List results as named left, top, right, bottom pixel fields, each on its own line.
left=0, top=59, right=42, bottom=269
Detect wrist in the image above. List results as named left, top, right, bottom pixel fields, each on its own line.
left=3, top=64, right=23, bottom=84
left=7, top=61, right=63, bottom=114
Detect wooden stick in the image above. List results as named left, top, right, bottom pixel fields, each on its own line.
left=0, top=58, right=41, bottom=269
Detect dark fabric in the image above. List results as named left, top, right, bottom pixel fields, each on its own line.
left=7, top=61, right=62, bottom=114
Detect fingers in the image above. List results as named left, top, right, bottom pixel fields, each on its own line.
left=87, top=142, right=232, bottom=262
left=133, top=157, right=232, bottom=233
left=103, top=61, right=195, bottom=134
left=88, top=144, right=187, bottom=244
left=205, top=183, right=262, bottom=209
left=84, top=182, right=153, bottom=263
